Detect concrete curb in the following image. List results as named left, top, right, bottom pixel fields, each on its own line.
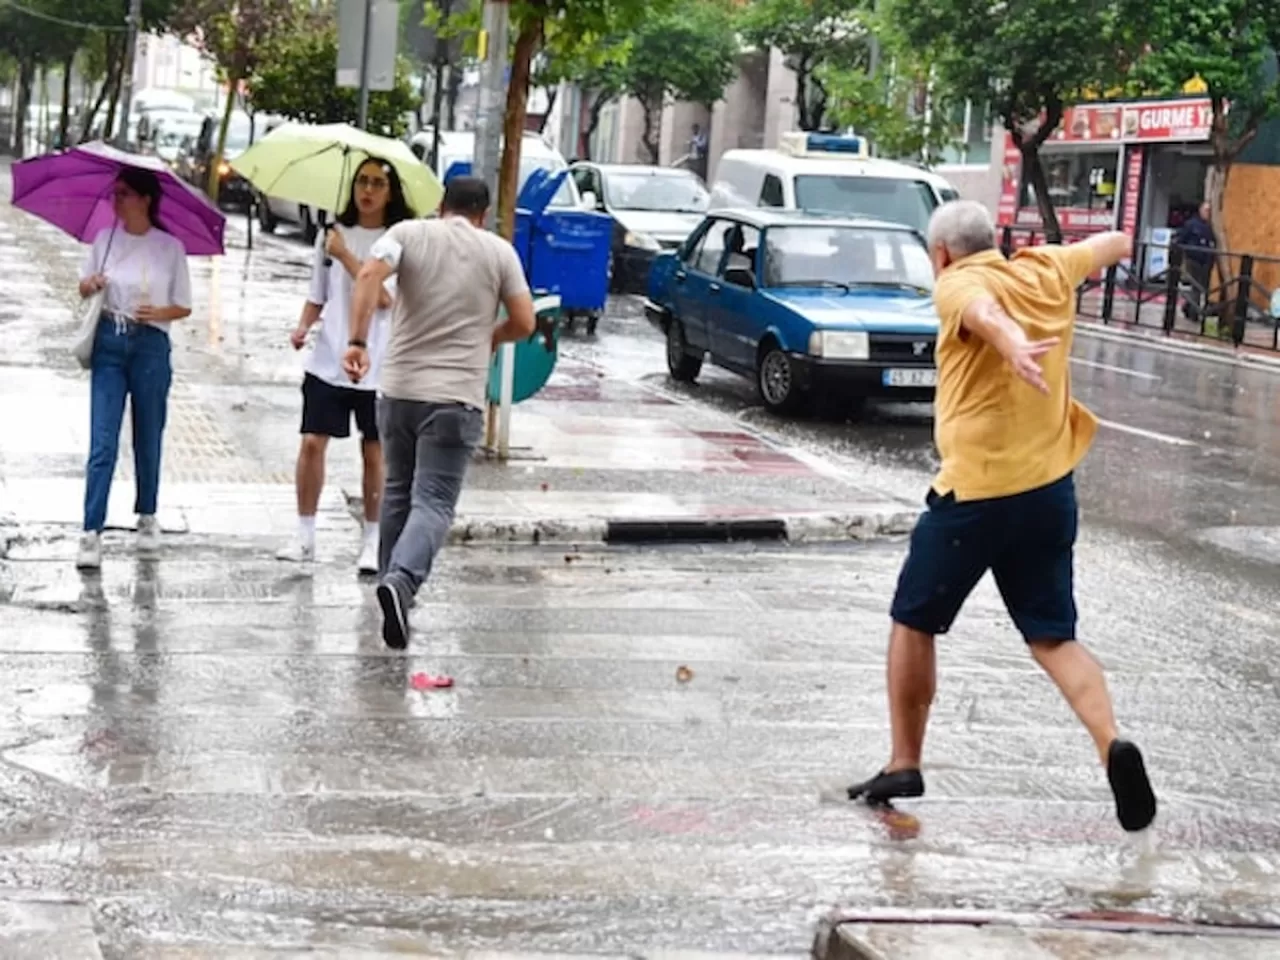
left=445, top=507, right=918, bottom=547
left=1076, top=320, right=1280, bottom=371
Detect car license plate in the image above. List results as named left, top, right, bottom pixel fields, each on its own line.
left=882, top=368, right=937, bottom=388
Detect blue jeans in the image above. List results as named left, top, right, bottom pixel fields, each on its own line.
left=84, top=317, right=173, bottom=532
left=377, top=398, right=483, bottom=599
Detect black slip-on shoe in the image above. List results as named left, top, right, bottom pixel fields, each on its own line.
left=1108, top=739, right=1157, bottom=832
left=377, top=582, right=410, bottom=651
left=847, top=767, right=925, bottom=807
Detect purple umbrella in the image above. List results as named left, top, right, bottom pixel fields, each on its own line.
left=11, top=141, right=226, bottom=256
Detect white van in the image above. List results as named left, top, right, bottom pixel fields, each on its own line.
left=408, top=128, right=581, bottom=209
left=710, top=132, right=958, bottom=236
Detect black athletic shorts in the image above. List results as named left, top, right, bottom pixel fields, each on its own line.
left=300, top=373, right=379, bottom=441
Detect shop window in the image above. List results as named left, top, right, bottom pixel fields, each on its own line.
left=1020, top=150, right=1118, bottom=213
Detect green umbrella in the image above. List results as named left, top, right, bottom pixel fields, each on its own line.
left=230, top=122, right=443, bottom=218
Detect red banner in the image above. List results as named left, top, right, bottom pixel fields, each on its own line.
left=1119, top=145, right=1145, bottom=240
left=1054, top=98, right=1213, bottom=145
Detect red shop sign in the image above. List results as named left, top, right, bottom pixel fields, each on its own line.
left=1054, top=98, right=1213, bottom=144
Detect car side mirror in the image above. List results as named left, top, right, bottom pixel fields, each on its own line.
left=724, top=267, right=756, bottom=289
left=580, top=190, right=599, bottom=210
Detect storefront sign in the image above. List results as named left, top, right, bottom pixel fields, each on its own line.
left=1054, top=98, right=1213, bottom=144
left=1119, top=145, right=1145, bottom=240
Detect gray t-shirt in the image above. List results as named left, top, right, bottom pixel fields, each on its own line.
left=370, top=216, right=530, bottom=409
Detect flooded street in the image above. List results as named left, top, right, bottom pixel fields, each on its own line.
left=2, top=181, right=1280, bottom=957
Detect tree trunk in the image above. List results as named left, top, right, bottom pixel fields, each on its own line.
left=13, top=57, right=34, bottom=157
left=538, top=84, right=558, bottom=134
left=639, top=97, right=661, bottom=164
left=445, top=65, right=461, bottom=129
left=80, top=41, right=121, bottom=144
left=429, top=58, right=446, bottom=167
left=1019, top=142, right=1062, bottom=244
left=497, top=16, right=541, bottom=240
left=207, top=84, right=238, bottom=200
left=102, top=60, right=124, bottom=145
left=583, top=92, right=609, bottom=161
left=58, top=54, right=74, bottom=148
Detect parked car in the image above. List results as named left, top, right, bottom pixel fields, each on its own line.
left=645, top=210, right=939, bottom=415
left=255, top=120, right=331, bottom=243
left=569, top=162, right=709, bottom=293
left=183, top=111, right=256, bottom=209
left=711, top=131, right=959, bottom=236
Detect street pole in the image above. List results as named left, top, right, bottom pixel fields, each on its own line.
left=474, top=0, right=510, bottom=456
left=357, top=0, right=374, bottom=130
left=115, top=0, right=143, bottom=149
left=472, top=0, right=509, bottom=229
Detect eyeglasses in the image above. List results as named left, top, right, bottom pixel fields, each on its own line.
left=355, top=175, right=389, bottom=190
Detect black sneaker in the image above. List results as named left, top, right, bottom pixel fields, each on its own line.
left=1108, top=739, right=1157, bottom=832
left=376, top=581, right=410, bottom=651
left=847, top=768, right=925, bottom=807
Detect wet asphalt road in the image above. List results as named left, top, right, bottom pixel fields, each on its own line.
left=4, top=202, right=1280, bottom=955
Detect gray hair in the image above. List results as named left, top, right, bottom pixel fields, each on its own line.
left=927, top=200, right=997, bottom=258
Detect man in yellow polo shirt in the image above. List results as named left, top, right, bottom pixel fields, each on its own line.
left=847, top=201, right=1158, bottom=834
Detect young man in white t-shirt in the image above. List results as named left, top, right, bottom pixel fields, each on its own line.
left=343, top=177, right=536, bottom=649
left=278, top=187, right=400, bottom=572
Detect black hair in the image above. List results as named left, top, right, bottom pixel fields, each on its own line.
left=337, top=156, right=416, bottom=228
left=442, top=176, right=490, bottom=217
left=116, top=167, right=164, bottom=230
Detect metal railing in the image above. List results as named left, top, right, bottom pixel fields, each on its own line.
left=999, top=225, right=1280, bottom=352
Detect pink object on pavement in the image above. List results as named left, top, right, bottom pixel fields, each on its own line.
left=410, top=672, right=454, bottom=690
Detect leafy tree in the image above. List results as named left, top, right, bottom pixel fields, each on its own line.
left=820, top=16, right=957, bottom=164
left=1133, top=1, right=1280, bottom=252
left=890, top=0, right=1136, bottom=242
left=251, top=14, right=420, bottom=137
left=170, top=0, right=298, bottom=196
left=537, top=37, right=630, bottom=159
left=736, top=0, right=869, bottom=132
left=622, top=1, right=739, bottom=163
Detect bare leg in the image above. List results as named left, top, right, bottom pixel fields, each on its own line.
left=887, top=622, right=937, bottom=771
left=296, top=434, right=329, bottom=516
left=361, top=440, right=383, bottom=522
left=1028, top=639, right=1119, bottom=766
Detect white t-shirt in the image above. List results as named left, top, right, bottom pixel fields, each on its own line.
left=79, top=226, right=193, bottom=333
left=305, top=224, right=395, bottom=392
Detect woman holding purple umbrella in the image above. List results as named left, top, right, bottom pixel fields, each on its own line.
left=75, top=167, right=192, bottom=570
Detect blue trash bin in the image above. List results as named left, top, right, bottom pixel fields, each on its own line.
left=516, top=170, right=612, bottom=333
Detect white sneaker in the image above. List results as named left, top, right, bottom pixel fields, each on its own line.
left=136, top=515, right=161, bottom=556
left=276, top=539, right=315, bottom=563
left=76, top=532, right=102, bottom=570
left=357, top=538, right=379, bottom=576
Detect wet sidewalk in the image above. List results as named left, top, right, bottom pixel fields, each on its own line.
left=0, top=168, right=912, bottom=550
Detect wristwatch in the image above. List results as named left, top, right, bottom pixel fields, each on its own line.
left=348, top=338, right=367, bottom=348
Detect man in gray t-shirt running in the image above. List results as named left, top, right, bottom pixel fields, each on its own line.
left=345, top=177, right=535, bottom=649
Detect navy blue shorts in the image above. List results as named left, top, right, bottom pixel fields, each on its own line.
left=890, top=473, right=1079, bottom=641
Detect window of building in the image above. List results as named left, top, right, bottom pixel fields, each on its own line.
left=940, top=100, right=994, bottom=166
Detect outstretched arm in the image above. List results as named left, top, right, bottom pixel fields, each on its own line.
left=960, top=296, right=1059, bottom=395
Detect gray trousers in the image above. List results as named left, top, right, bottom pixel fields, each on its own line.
left=377, top=397, right=483, bottom=599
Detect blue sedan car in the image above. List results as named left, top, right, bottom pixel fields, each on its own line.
left=644, top=210, right=940, bottom=414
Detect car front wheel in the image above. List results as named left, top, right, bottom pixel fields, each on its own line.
left=757, top=344, right=803, bottom=414
left=666, top=319, right=702, bottom=383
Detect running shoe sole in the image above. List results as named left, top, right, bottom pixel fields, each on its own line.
left=376, top=583, right=409, bottom=651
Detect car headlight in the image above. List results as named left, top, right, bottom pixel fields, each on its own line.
left=808, top=330, right=869, bottom=360
left=624, top=230, right=662, bottom=252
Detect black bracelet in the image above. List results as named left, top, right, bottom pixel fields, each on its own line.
left=348, top=338, right=367, bottom=348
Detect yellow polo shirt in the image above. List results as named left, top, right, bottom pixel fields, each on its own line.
left=930, top=245, right=1099, bottom=501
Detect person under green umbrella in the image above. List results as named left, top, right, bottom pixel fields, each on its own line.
left=276, top=157, right=417, bottom=573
